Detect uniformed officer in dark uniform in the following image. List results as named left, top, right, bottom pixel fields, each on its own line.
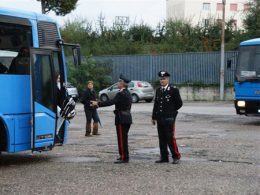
left=91, top=74, right=132, bottom=164
left=152, top=71, right=183, bottom=164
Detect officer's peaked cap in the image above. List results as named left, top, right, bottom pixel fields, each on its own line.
left=158, top=70, right=170, bottom=77
left=119, top=74, right=131, bottom=83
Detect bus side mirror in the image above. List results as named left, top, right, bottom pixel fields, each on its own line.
left=227, top=59, right=232, bottom=70
left=72, top=47, right=81, bottom=67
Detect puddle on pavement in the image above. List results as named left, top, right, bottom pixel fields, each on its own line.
left=131, top=134, right=148, bottom=137
left=128, top=137, right=147, bottom=141
left=208, top=133, right=226, bottom=138
left=52, top=156, right=100, bottom=163
left=181, top=156, right=207, bottom=162
left=179, top=119, right=193, bottom=123
left=96, top=144, right=116, bottom=147
left=131, top=155, right=153, bottom=160
left=208, top=159, right=254, bottom=165
left=135, top=145, right=191, bottom=155
left=178, top=136, right=202, bottom=140
left=134, top=147, right=160, bottom=155
left=134, top=147, right=209, bottom=162
left=177, top=133, right=226, bottom=139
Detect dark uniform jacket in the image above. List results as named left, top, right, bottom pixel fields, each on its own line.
left=81, top=89, right=97, bottom=110
left=98, top=88, right=132, bottom=125
left=152, top=85, right=183, bottom=122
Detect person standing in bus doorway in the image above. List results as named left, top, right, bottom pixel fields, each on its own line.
left=54, top=73, right=76, bottom=144
left=152, top=71, right=183, bottom=164
left=90, top=74, right=132, bottom=164
left=81, top=81, right=100, bottom=136
left=55, top=74, right=64, bottom=144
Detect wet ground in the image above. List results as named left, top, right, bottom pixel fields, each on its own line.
left=0, top=102, right=259, bottom=195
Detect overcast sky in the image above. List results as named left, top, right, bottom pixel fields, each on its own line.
left=0, top=0, right=166, bottom=27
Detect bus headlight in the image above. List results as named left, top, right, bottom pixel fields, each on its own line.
left=237, top=101, right=246, bottom=107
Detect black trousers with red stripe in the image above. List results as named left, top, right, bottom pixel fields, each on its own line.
left=157, top=122, right=181, bottom=160
left=116, top=124, right=131, bottom=161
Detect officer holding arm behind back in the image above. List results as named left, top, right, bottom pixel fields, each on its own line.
left=152, top=71, right=183, bottom=164
left=91, top=74, right=132, bottom=164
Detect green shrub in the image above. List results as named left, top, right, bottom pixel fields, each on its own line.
left=60, top=16, right=258, bottom=56
left=68, top=56, right=112, bottom=96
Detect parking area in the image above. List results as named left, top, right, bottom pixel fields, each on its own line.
left=0, top=102, right=259, bottom=194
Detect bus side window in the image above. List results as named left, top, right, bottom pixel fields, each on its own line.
left=53, top=51, right=65, bottom=107
left=0, top=62, right=8, bottom=73
left=9, top=47, right=30, bottom=75
left=0, top=51, right=18, bottom=74
left=34, top=54, right=55, bottom=111
left=255, top=51, right=260, bottom=76
left=53, top=52, right=60, bottom=77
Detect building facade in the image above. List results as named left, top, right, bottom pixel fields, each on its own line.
left=166, top=0, right=250, bottom=29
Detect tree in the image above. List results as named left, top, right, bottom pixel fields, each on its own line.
left=38, top=0, right=78, bottom=16
left=68, top=57, right=112, bottom=95
left=243, top=0, right=260, bottom=38
left=163, top=20, right=203, bottom=52
left=126, top=24, right=154, bottom=43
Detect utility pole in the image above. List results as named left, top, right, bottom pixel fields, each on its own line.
left=220, top=0, right=226, bottom=100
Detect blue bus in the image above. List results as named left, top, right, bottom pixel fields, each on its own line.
left=0, top=8, right=80, bottom=153
left=234, top=38, right=260, bottom=116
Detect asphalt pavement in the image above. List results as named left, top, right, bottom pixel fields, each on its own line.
left=0, top=101, right=259, bottom=195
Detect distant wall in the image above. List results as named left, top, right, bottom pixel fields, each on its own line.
left=179, top=86, right=234, bottom=101
left=95, top=51, right=238, bottom=85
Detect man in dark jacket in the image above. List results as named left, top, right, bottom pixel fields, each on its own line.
left=91, top=74, right=132, bottom=164
left=152, top=70, right=183, bottom=164
left=82, top=81, right=99, bottom=136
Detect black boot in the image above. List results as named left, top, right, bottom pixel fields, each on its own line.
left=85, top=123, right=91, bottom=136
left=172, top=158, right=180, bottom=164
left=92, top=123, right=100, bottom=135
left=155, top=159, right=169, bottom=163
left=114, top=159, right=129, bottom=164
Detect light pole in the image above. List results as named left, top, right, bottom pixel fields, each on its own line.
left=220, top=0, right=226, bottom=100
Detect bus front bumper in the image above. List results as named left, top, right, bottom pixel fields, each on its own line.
left=234, top=100, right=260, bottom=116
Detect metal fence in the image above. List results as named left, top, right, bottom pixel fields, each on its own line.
left=94, top=51, right=239, bottom=84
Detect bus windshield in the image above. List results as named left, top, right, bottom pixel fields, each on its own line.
left=236, top=45, right=260, bottom=82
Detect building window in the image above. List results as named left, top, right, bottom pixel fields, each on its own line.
left=203, top=3, right=211, bottom=11
left=217, top=3, right=223, bottom=11
left=230, top=3, right=238, bottom=11
left=244, top=3, right=250, bottom=11
left=202, top=19, right=210, bottom=27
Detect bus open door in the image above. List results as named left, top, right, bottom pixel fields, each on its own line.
left=30, top=48, right=58, bottom=151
